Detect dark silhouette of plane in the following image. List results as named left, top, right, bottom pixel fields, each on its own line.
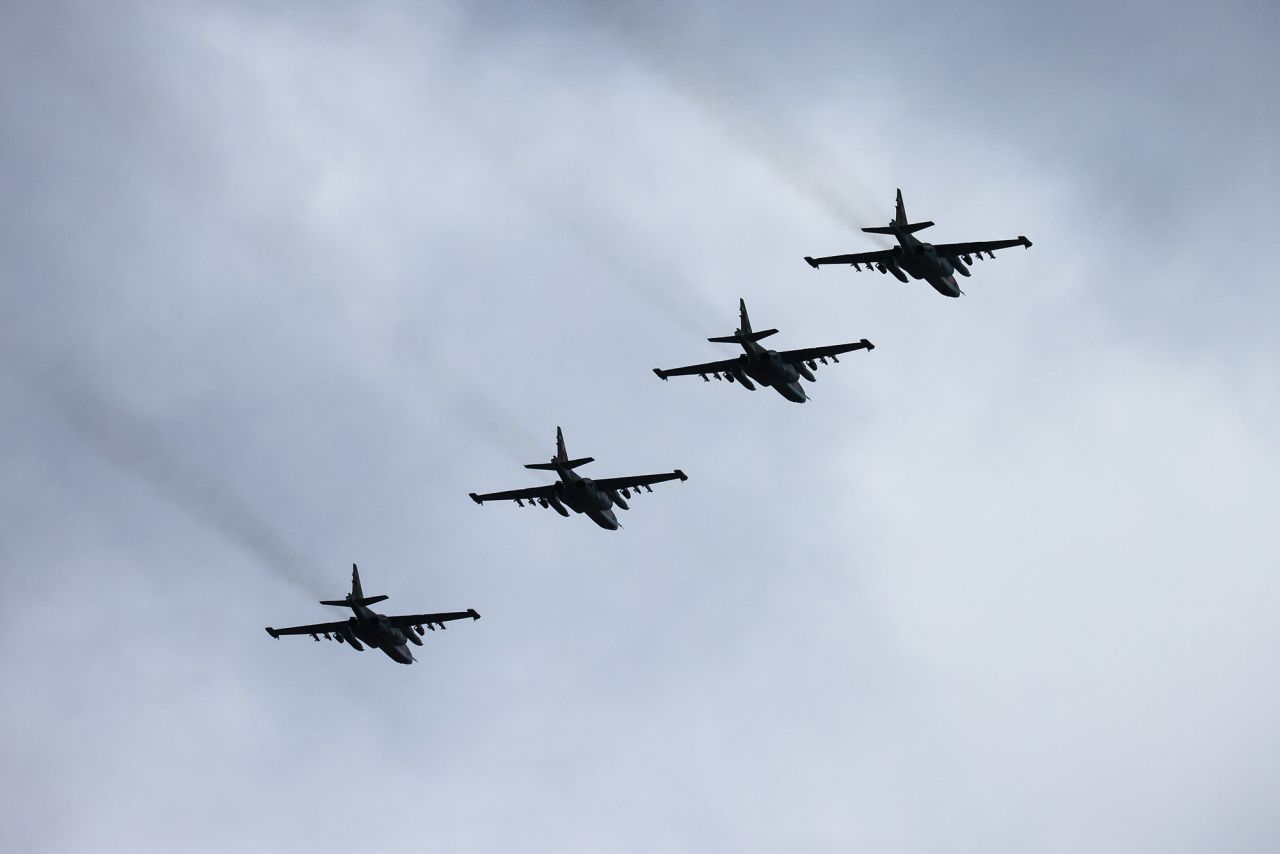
left=265, top=565, right=479, bottom=665
left=803, top=189, right=1032, bottom=297
left=653, top=299, right=873, bottom=403
left=469, top=427, right=687, bottom=530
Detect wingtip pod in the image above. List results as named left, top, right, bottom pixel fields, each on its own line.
left=265, top=627, right=279, bottom=639
left=804, top=256, right=818, bottom=269
left=653, top=368, right=668, bottom=380
left=468, top=608, right=481, bottom=621
left=1020, top=235, right=1033, bottom=248
left=675, top=469, right=688, bottom=482
left=469, top=492, right=482, bottom=505
left=862, top=338, right=875, bottom=351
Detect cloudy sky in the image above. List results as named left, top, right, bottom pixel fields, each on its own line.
left=2, top=2, right=1278, bottom=852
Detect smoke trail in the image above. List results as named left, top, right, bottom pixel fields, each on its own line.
left=454, top=111, right=722, bottom=338
left=446, top=382, right=546, bottom=466
left=38, top=374, right=326, bottom=597
left=578, top=2, right=892, bottom=245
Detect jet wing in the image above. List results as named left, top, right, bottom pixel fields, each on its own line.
left=386, top=609, right=480, bottom=629
left=592, top=470, right=688, bottom=493
left=653, top=359, right=745, bottom=381
left=468, top=484, right=557, bottom=505
left=780, top=339, right=875, bottom=365
left=803, top=249, right=895, bottom=269
left=265, top=620, right=350, bottom=639
left=932, top=236, right=1032, bottom=258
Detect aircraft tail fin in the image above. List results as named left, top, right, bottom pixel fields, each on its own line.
left=320, top=564, right=389, bottom=607
left=862, top=221, right=933, bottom=235
left=525, top=457, right=593, bottom=471
left=321, top=595, right=389, bottom=607
left=525, top=427, right=593, bottom=470
left=708, top=299, right=778, bottom=344
left=708, top=330, right=778, bottom=344
left=862, top=189, right=933, bottom=234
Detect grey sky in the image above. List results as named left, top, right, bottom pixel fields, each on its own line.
left=2, top=2, right=1278, bottom=852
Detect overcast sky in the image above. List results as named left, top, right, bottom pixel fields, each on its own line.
left=2, top=2, right=1278, bottom=852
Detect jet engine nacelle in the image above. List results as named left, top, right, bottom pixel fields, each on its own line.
left=948, top=255, right=971, bottom=277
left=339, top=625, right=365, bottom=651
left=795, top=362, right=816, bottom=382
left=608, top=489, right=629, bottom=510
left=547, top=496, right=571, bottom=517
left=729, top=364, right=757, bottom=390
left=405, top=628, right=424, bottom=646
left=885, top=261, right=910, bottom=283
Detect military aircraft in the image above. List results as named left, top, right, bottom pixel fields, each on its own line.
left=468, top=427, right=687, bottom=530
left=652, top=299, right=874, bottom=403
left=265, top=564, right=479, bottom=665
left=803, top=189, right=1032, bottom=297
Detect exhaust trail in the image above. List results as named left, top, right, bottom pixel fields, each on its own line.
left=445, top=383, right=546, bottom=466
left=578, top=3, right=891, bottom=245
left=36, top=373, right=327, bottom=597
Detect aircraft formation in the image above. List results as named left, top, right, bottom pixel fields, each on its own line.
left=265, top=189, right=1032, bottom=664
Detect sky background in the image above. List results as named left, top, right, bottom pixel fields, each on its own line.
left=2, top=1, right=1278, bottom=852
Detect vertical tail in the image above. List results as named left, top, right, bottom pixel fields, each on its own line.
left=708, top=299, right=778, bottom=344
left=319, top=564, right=389, bottom=607
left=862, top=188, right=934, bottom=235
left=526, top=426, right=594, bottom=471
left=350, top=563, right=363, bottom=599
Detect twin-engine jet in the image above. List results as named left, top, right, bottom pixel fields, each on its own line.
left=265, top=564, right=479, bottom=665
left=803, top=189, right=1032, bottom=297
left=652, top=299, right=874, bottom=403
left=469, top=427, right=687, bottom=530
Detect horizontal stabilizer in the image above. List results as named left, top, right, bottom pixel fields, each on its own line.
left=321, top=595, right=389, bottom=607
left=708, top=329, right=778, bottom=344
left=525, top=456, right=593, bottom=471
left=862, top=221, right=933, bottom=235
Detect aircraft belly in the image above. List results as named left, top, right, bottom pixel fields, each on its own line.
left=382, top=643, right=414, bottom=665
left=588, top=509, right=620, bottom=530
left=928, top=276, right=961, bottom=298
left=775, top=382, right=807, bottom=403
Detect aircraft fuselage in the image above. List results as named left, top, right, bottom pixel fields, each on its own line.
left=550, top=468, right=621, bottom=529
left=736, top=339, right=808, bottom=402
left=345, top=602, right=417, bottom=664
left=882, top=229, right=966, bottom=297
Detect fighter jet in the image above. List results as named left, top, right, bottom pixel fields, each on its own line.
left=468, top=427, right=687, bottom=530
left=803, top=189, right=1032, bottom=297
left=652, top=299, right=873, bottom=403
left=264, top=564, right=479, bottom=665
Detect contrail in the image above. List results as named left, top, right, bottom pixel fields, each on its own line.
left=446, top=383, right=547, bottom=466
left=578, top=3, right=892, bottom=245
left=34, top=372, right=326, bottom=597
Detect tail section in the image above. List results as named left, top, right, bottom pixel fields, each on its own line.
left=525, top=426, right=594, bottom=471
left=862, top=188, right=934, bottom=235
left=708, top=299, right=778, bottom=344
left=320, top=563, right=390, bottom=608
